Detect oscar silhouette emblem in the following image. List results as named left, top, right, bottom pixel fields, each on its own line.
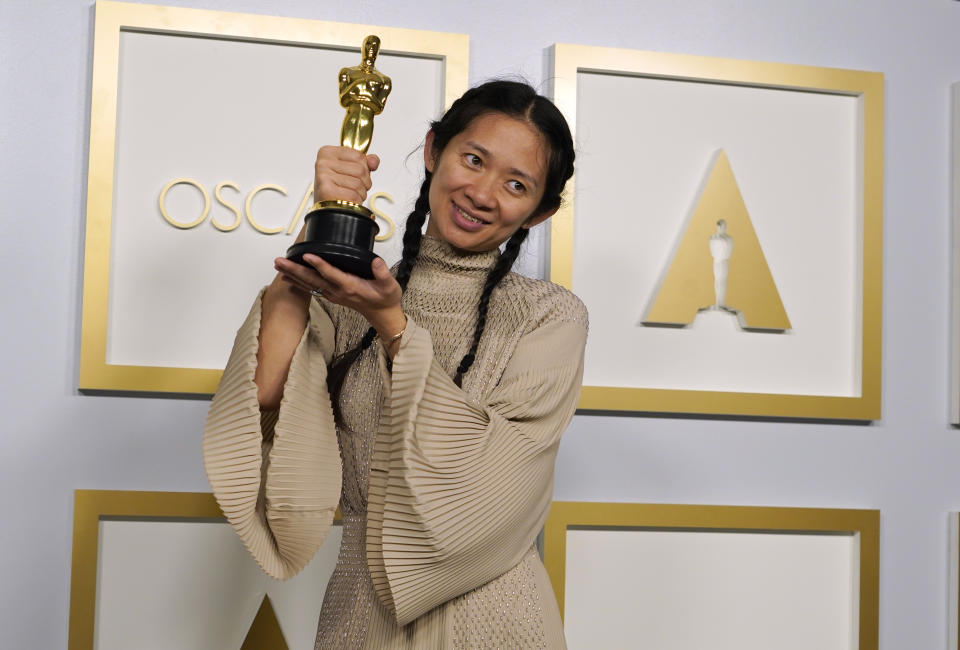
left=286, top=35, right=393, bottom=278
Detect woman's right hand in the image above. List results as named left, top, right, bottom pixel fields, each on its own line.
left=313, top=145, right=380, bottom=204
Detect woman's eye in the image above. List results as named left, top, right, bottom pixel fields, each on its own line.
left=508, top=180, right=526, bottom=193
left=464, top=153, right=482, bottom=167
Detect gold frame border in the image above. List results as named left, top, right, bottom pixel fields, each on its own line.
left=68, top=490, right=223, bottom=650
left=79, top=0, right=469, bottom=394
left=543, top=501, right=879, bottom=649
left=548, top=44, right=883, bottom=419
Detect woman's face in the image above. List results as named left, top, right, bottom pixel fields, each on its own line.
left=423, top=113, right=556, bottom=252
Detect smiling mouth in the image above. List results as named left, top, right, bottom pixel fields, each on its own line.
left=454, top=202, right=489, bottom=225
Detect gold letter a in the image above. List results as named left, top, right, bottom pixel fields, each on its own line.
left=643, top=150, right=791, bottom=331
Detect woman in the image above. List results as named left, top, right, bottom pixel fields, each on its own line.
left=203, top=80, right=587, bottom=648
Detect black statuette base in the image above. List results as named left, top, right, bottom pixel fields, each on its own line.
left=286, top=205, right=380, bottom=279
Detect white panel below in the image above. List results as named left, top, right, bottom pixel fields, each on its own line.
left=95, top=519, right=342, bottom=650
left=564, top=528, right=858, bottom=650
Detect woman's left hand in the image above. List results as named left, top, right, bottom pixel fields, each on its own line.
left=274, top=253, right=406, bottom=340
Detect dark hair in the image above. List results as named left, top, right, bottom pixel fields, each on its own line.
left=327, top=80, right=575, bottom=419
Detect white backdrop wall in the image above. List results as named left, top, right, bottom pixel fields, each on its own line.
left=2, top=0, right=959, bottom=647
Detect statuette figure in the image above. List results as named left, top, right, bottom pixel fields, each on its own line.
left=709, top=219, right=734, bottom=308
left=338, top=35, right=393, bottom=154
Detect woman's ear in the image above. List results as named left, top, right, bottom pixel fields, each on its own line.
left=423, top=130, right=437, bottom=173
left=522, top=206, right=559, bottom=230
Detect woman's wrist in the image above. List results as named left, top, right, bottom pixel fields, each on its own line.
left=267, top=271, right=309, bottom=299
left=368, top=305, right=406, bottom=336
left=263, top=273, right=311, bottom=317
left=368, top=306, right=407, bottom=357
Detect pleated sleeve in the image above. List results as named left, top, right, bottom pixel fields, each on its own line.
left=202, top=290, right=343, bottom=581
left=366, top=297, right=587, bottom=625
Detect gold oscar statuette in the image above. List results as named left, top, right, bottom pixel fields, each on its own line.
left=286, top=35, right=393, bottom=278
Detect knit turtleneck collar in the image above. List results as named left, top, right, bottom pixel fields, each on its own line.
left=415, top=235, right=499, bottom=279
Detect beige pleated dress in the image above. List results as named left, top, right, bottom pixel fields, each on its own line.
left=203, top=237, right=588, bottom=649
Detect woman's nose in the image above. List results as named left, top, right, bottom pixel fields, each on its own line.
left=464, top=173, right=496, bottom=209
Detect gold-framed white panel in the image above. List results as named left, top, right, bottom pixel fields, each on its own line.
left=70, top=490, right=340, bottom=650
left=79, top=1, right=468, bottom=394
left=566, top=529, right=856, bottom=648
left=543, top=502, right=879, bottom=650
left=97, top=519, right=340, bottom=649
left=548, top=44, right=883, bottom=419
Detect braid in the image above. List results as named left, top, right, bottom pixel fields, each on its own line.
left=394, top=174, right=431, bottom=292
left=326, top=176, right=431, bottom=423
left=453, top=228, right=528, bottom=387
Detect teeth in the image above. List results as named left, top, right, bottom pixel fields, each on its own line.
left=456, top=205, right=484, bottom=224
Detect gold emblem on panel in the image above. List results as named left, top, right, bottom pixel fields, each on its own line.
left=643, top=149, right=791, bottom=332
left=241, top=595, right=289, bottom=650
